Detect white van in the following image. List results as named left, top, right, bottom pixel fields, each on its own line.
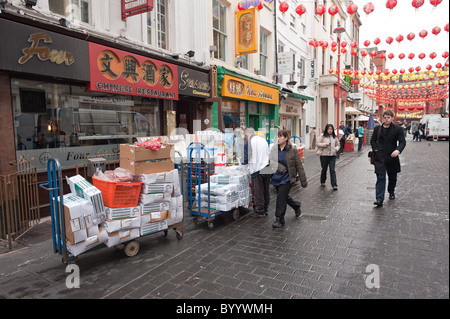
left=426, top=117, right=449, bottom=141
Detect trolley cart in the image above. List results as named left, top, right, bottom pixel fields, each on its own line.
left=187, top=142, right=241, bottom=230
left=40, top=158, right=183, bottom=265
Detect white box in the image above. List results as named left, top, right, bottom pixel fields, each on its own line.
left=140, top=210, right=170, bottom=224
left=105, top=228, right=140, bottom=247
left=141, top=183, right=174, bottom=195
left=140, top=220, right=168, bottom=236
left=66, top=175, right=106, bottom=224
left=101, top=216, right=141, bottom=233
left=105, top=205, right=142, bottom=220
left=67, top=228, right=108, bottom=257
left=141, top=202, right=171, bottom=214
left=136, top=171, right=174, bottom=184
left=139, top=192, right=172, bottom=205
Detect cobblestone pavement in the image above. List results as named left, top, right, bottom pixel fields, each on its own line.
left=0, top=137, right=448, bottom=300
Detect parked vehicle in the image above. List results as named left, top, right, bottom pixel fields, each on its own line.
left=425, top=117, right=449, bottom=141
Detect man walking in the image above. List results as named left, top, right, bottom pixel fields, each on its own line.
left=371, top=110, right=406, bottom=207
left=242, top=128, right=271, bottom=217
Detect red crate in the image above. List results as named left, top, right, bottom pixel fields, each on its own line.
left=92, top=177, right=142, bottom=208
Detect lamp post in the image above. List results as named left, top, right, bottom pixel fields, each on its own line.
left=333, top=25, right=345, bottom=139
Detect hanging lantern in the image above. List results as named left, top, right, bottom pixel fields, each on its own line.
left=418, top=53, right=426, bottom=60
left=385, top=36, right=393, bottom=45
left=443, top=52, right=449, bottom=59
left=379, top=52, right=386, bottom=59
left=308, top=40, right=315, bottom=46
left=398, top=106, right=405, bottom=111
left=408, top=106, right=416, bottom=111
left=363, top=2, right=375, bottom=15
left=416, top=66, right=421, bottom=72
left=430, top=52, right=437, bottom=59
left=364, top=40, right=371, bottom=47
left=351, top=48, right=358, bottom=56
left=409, top=67, right=415, bottom=73
left=445, top=23, right=449, bottom=33
left=407, top=33, right=415, bottom=41
left=392, top=69, right=398, bottom=75
left=386, top=0, right=398, bottom=10
left=256, top=2, right=264, bottom=11
left=396, top=34, right=404, bottom=43
left=399, top=53, right=405, bottom=60
left=370, top=50, right=377, bottom=58
left=279, top=1, right=289, bottom=14
left=316, top=4, right=326, bottom=16
left=350, top=41, right=357, bottom=48
left=341, top=48, right=347, bottom=54
left=331, top=41, right=338, bottom=48
left=400, top=68, right=406, bottom=74
left=436, top=63, right=442, bottom=69
left=361, top=50, right=368, bottom=57
left=419, top=30, right=428, bottom=39
left=432, top=26, right=441, bottom=36
left=388, top=53, right=395, bottom=60
left=426, top=64, right=433, bottom=71
left=295, top=4, right=306, bottom=16
left=329, top=69, right=334, bottom=74
left=347, top=4, right=358, bottom=15
left=430, top=0, right=443, bottom=7
left=331, top=46, right=337, bottom=52
left=412, top=0, right=425, bottom=9
left=374, top=38, right=381, bottom=45
left=341, top=41, right=347, bottom=48
left=322, top=41, right=329, bottom=51
left=328, top=4, right=339, bottom=16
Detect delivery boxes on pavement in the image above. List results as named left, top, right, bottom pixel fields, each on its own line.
left=120, top=144, right=174, bottom=175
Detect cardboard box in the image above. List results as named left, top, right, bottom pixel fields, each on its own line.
left=140, top=210, right=170, bottom=224
left=120, top=144, right=173, bottom=162
left=136, top=171, right=174, bottom=184
left=140, top=219, right=168, bottom=236
left=141, top=182, right=174, bottom=195
left=104, top=228, right=140, bottom=247
left=101, top=217, right=141, bottom=233
left=120, top=158, right=175, bottom=175
left=67, top=228, right=108, bottom=257
left=66, top=175, right=106, bottom=224
left=105, top=205, right=142, bottom=220
left=139, top=192, right=172, bottom=205
left=141, top=202, right=171, bottom=214
left=168, top=196, right=183, bottom=226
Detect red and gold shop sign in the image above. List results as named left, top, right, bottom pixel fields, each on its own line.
left=88, top=43, right=178, bottom=100
left=121, top=0, right=154, bottom=21
left=220, top=74, right=279, bottom=105
left=334, top=85, right=347, bottom=101
left=236, top=8, right=258, bottom=56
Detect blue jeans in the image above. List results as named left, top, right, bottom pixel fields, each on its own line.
left=376, top=166, right=398, bottom=202
left=320, top=156, right=337, bottom=187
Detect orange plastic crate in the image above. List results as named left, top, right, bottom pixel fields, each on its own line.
left=92, top=177, right=142, bottom=208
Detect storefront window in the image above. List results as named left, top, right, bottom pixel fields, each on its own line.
left=222, top=100, right=240, bottom=130
left=49, top=0, right=91, bottom=25
left=11, top=78, right=160, bottom=170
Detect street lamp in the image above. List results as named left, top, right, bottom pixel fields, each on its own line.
left=333, top=25, right=345, bottom=139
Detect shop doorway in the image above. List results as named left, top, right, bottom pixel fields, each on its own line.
left=249, top=115, right=258, bottom=130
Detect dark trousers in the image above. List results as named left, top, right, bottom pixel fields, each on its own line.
left=358, top=137, right=364, bottom=150
left=339, top=137, right=345, bottom=154
left=251, top=174, right=270, bottom=214
left=376, top=166, right=397, bottom=202
left=320, top=156, right=337, bottom=187
left=274, top=182, right=300, bottom=223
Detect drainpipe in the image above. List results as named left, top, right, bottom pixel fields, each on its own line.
left=274, top=0, right=278, bottom=84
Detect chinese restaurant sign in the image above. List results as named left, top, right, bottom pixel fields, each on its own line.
left=236, top=8, right=257, bottom=56
left=88, top=43, right=178, bottom=100
left=121, top=0, right=154, bottom=20
left=220, top=74, right=279, bottom=105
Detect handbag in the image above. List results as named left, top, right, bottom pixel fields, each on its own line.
left=315, top=145, right=323, bottom=155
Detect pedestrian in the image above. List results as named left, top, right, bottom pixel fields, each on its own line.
left=338, top=121, right=346, bottom=154
left=269, top=130, right=308, bottom=228
left=316, top=124, right=340, bottom=190
left=401, top=123, right=407, bottom=137
left=371, top=110, right=407, bottom=207
left=242, top=127, right=271, bottom=217
left=357, top=124, right=365, bottom=151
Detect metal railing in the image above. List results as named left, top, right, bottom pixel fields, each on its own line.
left=0, top=158, right=40, bottom=250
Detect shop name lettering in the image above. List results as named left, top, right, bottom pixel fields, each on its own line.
left=227, top=80, right=273, bottom=101
left=19, top=33, right=74, bottom=66
left=95, top=82, right=176, bottom=99
left=179, top=70, right=210, bottom=94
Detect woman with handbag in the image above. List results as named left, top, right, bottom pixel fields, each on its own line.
left=269, top=130, right=308, bottom=228
left=316, top=124, right=340, bottom=190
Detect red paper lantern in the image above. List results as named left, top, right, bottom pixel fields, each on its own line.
left=417, top=105, right=424, bottom=111
left=430, top=0, right=443, bottom=7
left=316, top=4, right=326, bottom=15
left=443, top=52, right=449, bottom=59
left=445, top=23, right=449, bottom=33
left=399, top=53, right=405, bottom=60
left=384, top=70, right=390, bottom=76
left=351, top=49, right=358, bottom=56
left=436, top=63, right=442, bottom=69
left=412, top=0, right=425, bottom=9
left=370, top=50, right=377, bottom=58
left=374, top=38, right=381, bottom=45
left=329, top=69, right=334, bottom=74
left=415, top=66, right=421, bottom=72
left=331, top=41, right=338, bottom=47
left=295, top=4, right=306, bottom=16
left=432, top=26, right=441, bottom=36
left=398, top=106, right=405, bottom=111
left=256, top=2, right=263, bottom=11
left=408, top=106, right=416, bottom=111
left=386, top=0, right=397, bottom=10
left=237, top=2, right=244, bottom=11
left=364, top=40, right=371, bottom=47
left=396, top=34, right=404, bottom=43
left=430, top=52, right=437, bottom=59
left=308, top=40, right=314, bottom=46
left=419, top=30, right=428, bottom=39
left=347, top=4, right=358, bottom=15
left=407, top=33, right=415, bottom=41
left=386, top=36, right=394, bottom=45
left=279, top=1, right=289, bottom=14
left=341, top=48, right=347, bottom=54
left=379, top=52, right=386, bottom=59
left=361, top=50, right=368, bottom=57
left=426, top=64, right=433, bottom=71
left=409, top=67, right=415, bottom=73
left=400, top=68, right=405, bottom=74
left=376, top=70, right=381, bottom=75
left=388, top=53, right=395, bottom=60
left=392, top=69, right=398, bottom=74
left=363, top=2, right=375, bottom=15
left=340, top=41, right=347, bottom=48
left=418, top=53, right=426, bottom=60
left=328, top=4, right=339, bottom=16
left=350, top=41, right=357, bottom=48
left=331, top=47, right=337, bottom=52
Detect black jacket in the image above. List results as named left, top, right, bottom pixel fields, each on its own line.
left=371, top=124, right=406, bottom=175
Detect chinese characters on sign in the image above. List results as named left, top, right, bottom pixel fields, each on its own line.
left=88, top=43, right=178, bottom=100
left=236, top=8, right=258, bottom=55
left=221, top=75, right=279, bottom=105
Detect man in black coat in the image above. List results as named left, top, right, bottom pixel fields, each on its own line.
left=370, top=110, right=406, bottom=207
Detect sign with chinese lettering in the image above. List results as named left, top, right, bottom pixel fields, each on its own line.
left=236, top=8, right=258, bottom=56
left=220, top=75, right=279, bottom=105
left=121, top=0, right=154, bottom=20
left=0, top=19, right=89, bottom=81
left=88, top=43, right=178, bottom=100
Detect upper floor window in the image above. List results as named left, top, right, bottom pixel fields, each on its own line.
left=213, top=0, right=227, bottom=61
left=260, top=30, right=269, bottom=76
left=49, top=0, right=91, bottom=24
left=147, top=0, right=168, bottom=50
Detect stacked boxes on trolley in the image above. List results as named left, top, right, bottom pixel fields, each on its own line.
left=60, top=142, right=182, bottom=257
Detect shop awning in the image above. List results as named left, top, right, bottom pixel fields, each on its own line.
left=345, top=107, right=363, bottom=115
left=281, top=87, right=314, bottom=101
left=354, top=115, right=370, bottom=121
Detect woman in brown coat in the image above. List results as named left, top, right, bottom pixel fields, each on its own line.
left=269, top=130, right=308, bottom=228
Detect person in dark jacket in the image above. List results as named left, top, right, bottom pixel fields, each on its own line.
left=370, top=110, right=406, bottom=207
left=270, top=130, right=308, bottom=228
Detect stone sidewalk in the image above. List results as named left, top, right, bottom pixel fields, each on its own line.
left=0, top=138, right=448, bottom=299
